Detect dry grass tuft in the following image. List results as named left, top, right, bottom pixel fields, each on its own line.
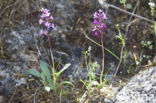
left=0, top=0, right=46, bottom=26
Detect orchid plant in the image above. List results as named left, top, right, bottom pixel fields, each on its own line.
left=27, top=8, right=72, bottom=93
left=39, top=8, right=55, bottom=71
left=92, top=9, right=107, bottom=85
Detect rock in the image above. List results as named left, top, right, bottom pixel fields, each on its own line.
left=15, top=78, right=26, bottom=87
left=115, top=66, right=156, bottom=103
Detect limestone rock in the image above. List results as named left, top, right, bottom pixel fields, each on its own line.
left=115, top=67, right=156, bottom=103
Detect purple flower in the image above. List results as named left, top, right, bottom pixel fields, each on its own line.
left=41, top=13, right=50, bottom=19
left=40, top=8, right=44, bottom=12
left=102, top=12, right=107, bottom=19
left=102, top=25, right=106, bottom=29
left=41, top=14, right=46, bottom=19
left=94, top=12, right=98, bottom=18
left=97, top=21, right=102, bottom=26
left=43, top=9, right=49, bottom=14
left=45, top=13, right=50, bottom=17
left=94, top=32, right=98, bottom=36
left=93, top=19, right=97, bottom=24
left=49, top=16, right=53, bottom=20
left=45, top=22, right=51, bottom=29
left=92, top=9, right=107, bottom=37
left=39, top=19, right=43, bottom=24
left=92, top=26, right=97, bottom=31
left=41, top=8, right=49, bottom=14
left=40, top=30, right=44, bottom=35
left=51, top=24, right=54, bottom=28
left=98, top=23, right=106, bottom=29
left=98, top=9, right=102, bottom=13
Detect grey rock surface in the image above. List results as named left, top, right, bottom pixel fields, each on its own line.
left=115, top=67, right=156, bottom=103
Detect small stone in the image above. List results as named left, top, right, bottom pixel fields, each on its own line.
left=91, top=81, right=99, bottom=86
left=16, top=78, right=26, bottom=86
left=45, top=86, right=51, bottom=92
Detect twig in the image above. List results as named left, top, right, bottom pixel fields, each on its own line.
left=115, top=45, right=123, bottom=75
left=98, top=0, right=155, bottom=23
left=115, top=1, right=138, bottom=75
left=79, top=91, right=87, bottom=103
left=8, top=87, right=16, bottom=103
left=33, top=88, right=38, bottom=103
left=59, top=90, right=62, bottom=103
left=114, top=1, right=139, bottom=76
left=0, top=38, right=3, bottom=56
left=126, top=1, right=139, bottom=33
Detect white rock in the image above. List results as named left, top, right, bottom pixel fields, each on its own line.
left=45, top=86, right=51, bottom=92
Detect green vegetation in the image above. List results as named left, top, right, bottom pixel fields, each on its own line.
left=149, top=0, right=156, bottom=51
left=27, top=60, right=73, bottom=93
left=116, top=24, right=127, bottom=69
left=120, top=0, right=132, bottom=9
left=80, top=46, right=99, bottom=91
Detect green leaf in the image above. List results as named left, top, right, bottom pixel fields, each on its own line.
left=45, top=67, right=52, bottom=86
left=120, top=0, right=126, bottom=4
left=154, top=22, right=156, bottom=37
left=80, top=79, right=87, bottom=86
left=56, top=63, right=71, bottom=77
left=149, top=45, right=153, bottom=50
left=57, top=81, right=73, bottom=88
left=126, top=4, right=132, bottom=9
left=97, top=84, right=103, bottom=89
left=40, top=60, right=48, bottom=74
left=103, top=78, right=109, bottom=84
left=27, top=69, right=41, bottom=77
left=141, top=41, right=145, bottom=46
left=105, top=48, right=119, bottom=60
left=40, top=60, right=52, bottom=86
left=49, top=80, right=54, bottom=89
left=41, top=72, right=45, bottom=82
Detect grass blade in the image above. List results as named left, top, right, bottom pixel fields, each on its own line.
left=56, top=63, right=71, bottom=77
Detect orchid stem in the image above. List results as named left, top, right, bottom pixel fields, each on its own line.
left=100, top=33, right=105, bottom=85
left=47, top=34, right=56, bottom=89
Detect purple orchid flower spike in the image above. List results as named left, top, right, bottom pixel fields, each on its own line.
left=92, top=9, right=107, bottom=37
left=39, top=8, right=55, bottom=36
